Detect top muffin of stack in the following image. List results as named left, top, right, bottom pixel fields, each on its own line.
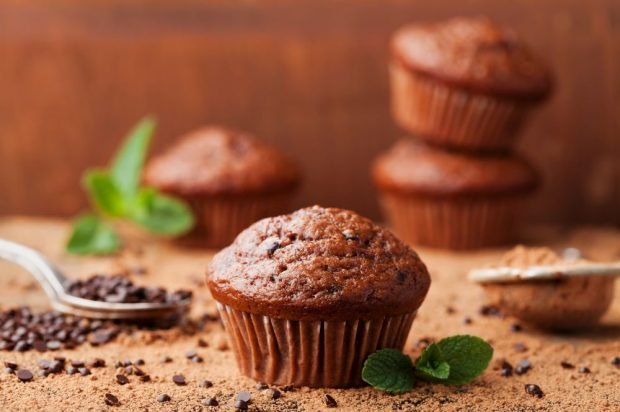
left=373, top=17, right=553, bottom=249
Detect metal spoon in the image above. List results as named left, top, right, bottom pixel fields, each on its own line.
left=0, top=238, right=191, bottom=320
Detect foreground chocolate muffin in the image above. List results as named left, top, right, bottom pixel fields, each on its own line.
left=390, top=17, right=552, bottom=150
left=208, top=206, right=431, bottom=387
left=372, top=139, right=539, bottom=249
left=144, top=127, right=300, bottom=248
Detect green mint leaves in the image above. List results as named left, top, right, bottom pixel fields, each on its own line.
left=361, top=348, right=415, bottom=394
left=66, top=117, right=195, bottom=255
left=362, top=335, right=493, bottom=393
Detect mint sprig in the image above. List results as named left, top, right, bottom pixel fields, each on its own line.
left=66, top=117, right=195, bottom=255
left=362, top=335, right=493, bottom=393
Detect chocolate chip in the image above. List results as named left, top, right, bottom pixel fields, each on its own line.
left=116, top=374, right=129, bottom=385
left=560, top=361, right=575, bottom=369
left=510, top=324, right=522, bottom=332
left=324, top=394, right=337, bottom=408
left=66, top=367, right=78, bottom=375
left=479, top=305, right=502, bottom=317
left=79, top=367, right=91, bottom=376
left=133, top=366, right=145, bottom=376
left=4, top=361, right=17, bottom=370
left=185, top=349, right=198, bottom=359
left=46, top=341, right=61, bottom=351
left=202, top=397, right=218, bottom=406
left=191, top=355, right=203, bottom=363
left=236, top=391, right=252, bottom=403
left=197, top=338, right=208, bottom=348
left=579, top=367, right=591, bottom=374
left=71, top=360, right=85, bottom=368
left=445, top=306, right=456, bottom=314
left=525, top=384, right=544, bottom=398
left=515, top=359, right=532, bottom=375
left=234, top=400, right=248, bottom=410
left=139, top=374, right=151, bottom=382
left=611, top=357, right=620, bottom=367
left=268, top=389, right=281, bottom=400
left=255, top=382, right=268, bottom=390
left=172, top=374, right=186, bottom=385
left=157, top=394, right=171, bottom=403
left=88, top=358, right=106, bottom=368
left=463, top=317, right=473, bottom=325
left=14, top=341, right=30, bottom=352
left=16, top=369, right=33, bottom=382
left=265, top=241, right=280, bottom=256
left=4, top=367, right=15, bottom=374
left=32, top=340, right=47, bottom=352
left=134, top=359, right=145, bottom=366
left=104, top=393, right=120, bottom=406
left=500, top=361, right=513, bottom=377
left=200, top=379, right=213, bottom=388
left=160, top=356, right=172, bottom=364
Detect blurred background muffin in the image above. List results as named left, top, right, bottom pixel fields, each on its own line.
left=390, top=17, right=552, bottom=151
left=372, top=139, right=539, bottom=249
left=144, top=127, right=301, bottom=248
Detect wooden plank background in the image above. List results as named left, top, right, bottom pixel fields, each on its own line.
left=0, top=0, right=618, bottom=225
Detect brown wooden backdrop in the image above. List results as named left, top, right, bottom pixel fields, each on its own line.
left=0, top=0, right=618, bottom=225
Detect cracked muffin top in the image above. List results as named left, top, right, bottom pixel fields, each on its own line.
left=391, top=17, right=552, bottom=99
left=207, top=206, right=431, bottom=321
left=144, top=127, right=300, bottom=196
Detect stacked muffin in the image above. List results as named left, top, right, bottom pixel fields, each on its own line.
left=373, top=17, right=552, bottom=249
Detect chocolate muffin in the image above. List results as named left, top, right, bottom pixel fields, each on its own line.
left=207, top=206, right=431, bottom=387
left=372, top=139, right=539, bottom=249
left=390, top=17, right=552, bottom=151
left=144, top=127, right=300, bottom=248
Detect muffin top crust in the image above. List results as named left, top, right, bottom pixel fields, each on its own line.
left=144, top=127, right=300, bottom=196
left=207, top=206, right=431, bottom=321
left=372, top=139, right=539, bottom=197
left=391, top=17, right=552, bottom=99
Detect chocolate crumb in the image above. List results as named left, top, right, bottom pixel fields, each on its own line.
left=172, top=374, right=186, bottom=385
left=160, top=356, right=172, bottom=364
left=268, top=389, right=281, bottom=400
left=500, top=361, right=513, bottom=377
left=78, top=367, right=91, bottom=376
left=324, top=394, right=337, bottom=408
left=157, top=394, right=171, bottom=403
left=255, top=382, right=268, bottom=390
left=104, top=393, right=120, bottom=406
left=66, top=367, right=78, bottom=375
left=515, top=359, right=532, bottom=375
left=234, top=399, right=248, bottom=410
left=197, top=338, right=208, bottom=348
left=611, top=357, right=620, bottom=367
left=560, top=361, right=575, bottom=369
left=525, top=384, right=544, bottom=398
left=4, top=362, right=17, bottom=370
left=479, top=305, right=502, bottom=317
left=134, top=359, right=145, bottom=366
left=579, top=367, right=591, bottom=374
left=510, top=324, right=522, bottom=332
left=88, top=358, right=106, bottom=368
left=185, top=349, right=198, bottom=359
left=463, top=317, right=472, bottom=325
left=200, top=379, right=213, bottom=388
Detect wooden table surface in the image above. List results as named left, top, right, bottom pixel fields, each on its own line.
left=0, top=217, right=619, bottom=411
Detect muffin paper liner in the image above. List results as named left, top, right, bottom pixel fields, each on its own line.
left=390, top=62, right=532, bottom=151
left=379, top=193, right=526, bottom=249
left=184, top=193, right=292, bottom=248
left=216, top=303, right=416, bottom=388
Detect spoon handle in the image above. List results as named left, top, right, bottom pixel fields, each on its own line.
left=0, top=238, right=68, bottom=299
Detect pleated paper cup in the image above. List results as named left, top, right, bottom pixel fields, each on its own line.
left=390, top=61, right=532, bottom=151
left=216, top=302, right=416, bottom=388
left=378, top=192, right=526, bottom=250
left=181, top=192, right=293, bottom=249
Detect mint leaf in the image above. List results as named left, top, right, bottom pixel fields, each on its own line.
left=83, top=170, right=127, bottom=217
left=362, top=348, right=414, bottom=393
left=436, top=335, right=493, bottom=385
left=415, top=343, right=450, bottom=381
left=110, top=116, right=156, bottom=197
left=130, top=188, right=195, bottom=235
left=66, top=214, right=121, bottom=255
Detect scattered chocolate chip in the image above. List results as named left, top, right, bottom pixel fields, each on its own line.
left=202, top=397, right=218, bottom=406
left=265, top=241, right=280, bottom=257
left=191, top=355, right=203, bottom=363
left=4, top=367, right=15, bottom=374
left=157, top=394, right=171, bottom=403
left=4, top=361, right=17, bottom=370
left=66, top=367, right=78, bottom=375
left=255, top=382, right=268, bottom=390
left=324, top=394, right=337, bottom=408
left=185, top=349, right=198, bottom=359
left=71, top=360, right=85, bottom=368
left=134, top=359, right=145, bottom=366
left=133, top=366, right=145, bottom=376
left=46, top=341, right=61, bottom=351
left=38, top=369, right=49, bottom=377
left=116, top=374, right=129, bottom=385
left=560, top=361, right=575, bottom=369
left=445, top=306, right=456, bottom=314
left=200, top=379, right=213, bottom=388
left=14, top=341, right=30, bottom=352
left=79, top=367, right=91, bottom=376
left=525, top=384, right=544, bottom=398
left=611, top=357, right=620, bottom=367
left=237, top=391, right=252, bottom=403
left=479, top=305, right=502, bottom=317
left=234, top=400, right=248, bottom=410
left=104, top=393, right=120, bottom=406
left=510, top=324, right=522, bottom=332
left=500, top=361, right=513, bottom=377
left=33, top=340, right=48, bottom=352
left=49, top=360, right=64, bottom=373
left=579, top=367, right=591, bottom=374
left=16, top=369, right=33, bottom=382
left=139, top=375, right=151, bottom=382
left=172, top=374, right=186, bottom=385
left=513, top=342, right=528, bottom=353
left=515, top=360, right=532, bottom=375
left=88, top=358, right=106, bottom=368
left=463, top=317, right=473, bottom=325
left=268, top=389, right=281, bottom=400
left=160, top=356, right=172, bottom=364
left=197, top=338, right=208, bottom=348
left=280, top=385, right=295, bottom=392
